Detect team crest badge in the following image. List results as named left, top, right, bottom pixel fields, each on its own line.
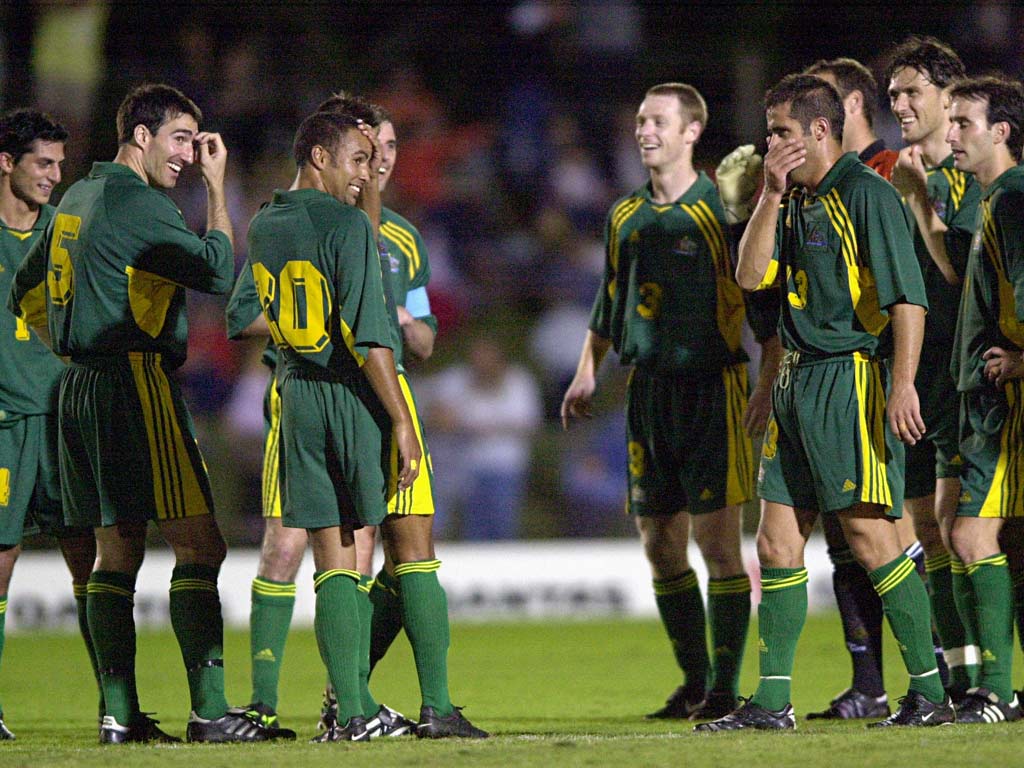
left=673, top=237, right=699, bottom=256
left=805, top=226, right=827, bottom=248
left=931, top=198, right=946, bottom=218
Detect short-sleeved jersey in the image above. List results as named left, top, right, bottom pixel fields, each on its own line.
left=381, top=206, right=436, bottom=341
left=0, top=205, right=64, bottom=417
left=10, top=162, right=234, bottom=369
left=246, top=188, right=393, bottom=380
left=952, top=165, right=1024, bottom=393
left=225, top=260, right=278, bottom=370
left=754, top=152, right=928, bottom=357
left=590, top=172, right=747, bottom=375
left=914, top=155, right=981, bottom=356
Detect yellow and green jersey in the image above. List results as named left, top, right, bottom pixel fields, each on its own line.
left=755, top=152, right=928, bottom=357
left=380, top=206, right=437, bottom=348
left=245, top=188, right=393, bottom=380
left=590, top=172, right=746, bottom=374
left=952, top=165, right=1024, bottom=392
left=0, top=204, right=64, bottom=417
left=10, top=162, right=234, bottom=369
left=915, top=155, right=981, bottom=359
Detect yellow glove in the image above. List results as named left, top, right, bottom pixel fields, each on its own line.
left=715, top=144, right=763, bottom=224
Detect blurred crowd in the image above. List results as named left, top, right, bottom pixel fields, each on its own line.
left=3, top=0, right=1023, bottom=543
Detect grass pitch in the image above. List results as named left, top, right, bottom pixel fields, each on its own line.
left=2, top=615, right=1020, bottom=767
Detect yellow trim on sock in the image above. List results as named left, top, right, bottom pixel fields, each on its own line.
left=873, top=557, right=916, bottom=597
left=761, top=569, right=808, bottom=592
left=313, top=569, right=360, bottom=591
left=707, top=575, right=752, bottom=595
left=169, top=578, right=218, bottom=594
left=394, top=559, right=441, bottom=578
left=924, top=553, right=952, bottom=573
left=87, top=583, right=134, bottom=599
left=73, top=584, right=88, bottom=598
left=652, top=569, right=699, bottom=596
left=966, top=553, right=1009, bottom=576
left=950, top=557, right=967, bottom=575
left=251, top=578, right=297, bottom=598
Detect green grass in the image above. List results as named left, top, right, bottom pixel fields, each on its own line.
left=2, top=615, right=1021, bottom=766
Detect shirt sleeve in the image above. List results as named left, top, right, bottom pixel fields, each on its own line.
left=587, top=207, right=617, bottom=339
left=121, top=189, right=235, bottom=295
left=944, top=174, right=982, bottom=279
left=996, top=191, right=1024, bottom=324
left=857, top=181, right=928, bottom=311
left=8, top=230, right=50, bottom=326
left=330, top=210, right=395, bottom=364
left=225, top=262, right=263, bottom=339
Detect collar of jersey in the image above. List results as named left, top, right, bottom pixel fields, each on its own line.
left=807, top=151, right=859, bottom=199
left=638, top=171, right=713, bottom=204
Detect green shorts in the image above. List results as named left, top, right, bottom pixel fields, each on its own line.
left=904, top=351, right=963, bottom=500
left=957, top=381, right=1024, bottom=518
left=277, top=370, right=389, bottom=530
left=625, top=363, right=753, bottom=516
left=59, top=353, right=216, bottom=527
left=0, top=412, right=80, bottom=545
left=758, top=351, right=904, bottom=515
left=261, top=369, right=282, bottom=519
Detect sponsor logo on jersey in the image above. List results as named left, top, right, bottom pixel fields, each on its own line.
left=842, top=479, right=856, bottom=492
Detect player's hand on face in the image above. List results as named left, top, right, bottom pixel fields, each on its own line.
left=763, top=136, right=805, bottom=195
left=195, top=131, right=228, bottom=188
left=356, top=120, right=383, bottom=177
left=394, top=419, right=422, bottom=490
left=560, top=375, right=597, bottom=431
left=887, top=381, right=926, bottom=445
left=743, top=381, right=772, bottom=438
left=983, top=346, right=1024, bottom=386
left=891, top=145, right=927, bottom=197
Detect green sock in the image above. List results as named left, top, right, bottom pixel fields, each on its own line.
left=169, top=564, right=228, bottom=719
left=249, top=577, right=296, bottom=711
left=751, top=567, right=807, bottom=711
left=369, top=568, right=404, bottom=672
left=653, top=570, right=708, bottom=693
left=87, top=571, right=138, bottom=725
left=356, top=575, right=378, bottom=716
left=706, top=574, right=751, bottom=696
left=925, top=554, right=976, bottom=693
left=951, top=558, right=982, bottom=686
left=313, top=569, right=362, bottom=723
left=74, top=585, right=105, bottom=718
left=1013, top=570, right=1024, bottom=652
left=968, top=554, right=1014, bottom=701
left=396, top=560, right=453, bottom=715
left=870, top=555, right=944, bottom=703
left=0, top=594, right=6, bottom=716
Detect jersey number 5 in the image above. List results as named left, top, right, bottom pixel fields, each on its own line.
left=48, top=213, right=80, bottom=306
left=251, top=260, right=332, bottom=353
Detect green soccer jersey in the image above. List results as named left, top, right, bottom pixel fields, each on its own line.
left=915, top=155, right=981, bottom=358
left=225, top=261, right=278, bottom=370
left=952, top=165, right=1024, bottom=393
left=756, top=152, right=928, bottom=357
left=381, top=206, right=436, bottom=340
left=0, top=205, right=64, bottom=417
left=590, top=172, right=747, bottom=374
left=246, top=188, right=393, bottom=379
left=10, top=162, right=234, bottom=369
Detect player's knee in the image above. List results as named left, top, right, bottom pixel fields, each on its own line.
left=756, top=530, right=801, bottom=569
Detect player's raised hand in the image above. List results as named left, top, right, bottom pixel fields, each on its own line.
left=356, top=119, right=383, bottom=178
left=763, top=136, right=805, bottom=195
left=560, top=373, right=597, bottom=430
left=891, top=144, right=928, bottom=198
left=394, top=419, right=422, bottom=490
left=195, top=131, right=228, bottom=189
left=982, top=346, right=1024, bottom=387
left=717, top=144, right=763, bottom=224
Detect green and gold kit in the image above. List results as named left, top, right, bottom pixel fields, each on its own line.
left=952, top=165, right=1024, bottom=518
left=755, top=153, right=927, bottom=513
left=12, top=162, right=233, bottom=368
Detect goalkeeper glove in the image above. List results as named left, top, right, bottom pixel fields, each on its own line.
left=715, top=144, right=762, bottom=224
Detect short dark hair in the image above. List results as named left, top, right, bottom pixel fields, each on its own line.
left=0, top=108, right=68, bottom=164
left=116, top=83, right=202, bottom=144
left=316, top=91, right=388, bottom=127
left=950, top=75, right=1024, bottom=162
left=293, top=110, right=362, bottom=167
left=884, top=35, right=965, bottom=89
left=766, top=73, right=845, bottom=142
left=645, top=82, right=708, bottom=128
left=805, top=57, right=878, bottom=128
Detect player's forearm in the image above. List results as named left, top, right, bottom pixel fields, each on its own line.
left=574, top=331, right=612, bottom=381
left=737, top=192, right=782, bottom=290
left=401, top=317, right=435, bottom=360
left=757, top=334, right=783, bottom=387
left=206, top=183, right=234, bottom=249
left=358, top=181, right=382, bottom=238
left=889, top=302, right=925, bottom=388
left=362, top=346, right=414, bottom=430
left=907, top=199, right=959, bottom=285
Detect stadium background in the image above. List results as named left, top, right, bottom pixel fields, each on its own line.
left=1, top=2, right=1020, bottom=627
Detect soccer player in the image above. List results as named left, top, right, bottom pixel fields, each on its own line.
left=0, top=108, right=101, bottom=742
left=886, top=36, right=981, bottom=705
left=247, top=108, right=485, bottom=742
left=562, top=82, right=774, bottom=721
left=699, top=73, right=951, bottom=731
left=10, top=84, right=277, bottom=744
left=945, top=74, right=1024, bottom=724
left=806, top=57, right=899, bottom=177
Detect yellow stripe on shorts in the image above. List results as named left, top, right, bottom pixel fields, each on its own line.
left=262, top=377, right=282, bottom=519
left=130, top=352, right=211, bottom=520
left=723, top=363, right=754, bottom=506
left=854, top=355, right=892, bottom=509
left=387, top=374, right=435, bottom=517
left=980, top=380, right=1024, bottom=518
